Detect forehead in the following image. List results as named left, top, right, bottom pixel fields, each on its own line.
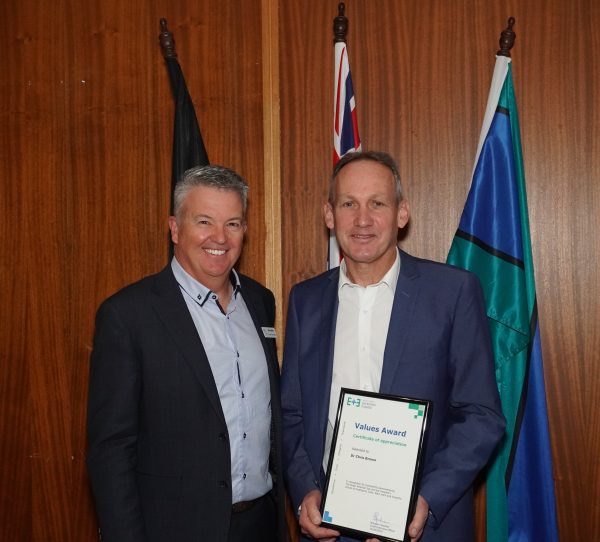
left=335, top=160, right=395, bottom=195
left=181, top=185, right=244, bottom=214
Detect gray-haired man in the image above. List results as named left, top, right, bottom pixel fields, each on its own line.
left=87, top=165, right=287, bottom=542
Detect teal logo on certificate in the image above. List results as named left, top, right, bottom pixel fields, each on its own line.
left=320, top=388, right=430, bottom=542
left=409, top=403, right=426, bottom=419
left=346, top=396, right=361, bottom=407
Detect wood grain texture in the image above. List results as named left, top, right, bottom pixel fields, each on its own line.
left=262, top=0, right=283, bottom=358
left=279, top=0, right=600, bottom=540
left=1, top=0, right=265, bottom=540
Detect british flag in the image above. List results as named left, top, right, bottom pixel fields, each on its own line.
left=333, top=42, right=361, bottom=164
left=330, top=40, right=361, bottom=268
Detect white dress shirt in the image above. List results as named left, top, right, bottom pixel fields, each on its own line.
left=323, top=249, right=401, bottom=470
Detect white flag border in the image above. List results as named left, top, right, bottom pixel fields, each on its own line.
left=471, top=56, right=512, bottom=183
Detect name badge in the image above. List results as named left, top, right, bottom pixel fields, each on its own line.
left=261, top=327, right=277, bottom=339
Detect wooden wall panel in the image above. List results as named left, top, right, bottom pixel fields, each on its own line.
left=1, top=0, right=265, bottom=540
left=280, top=0, right=599, bottom=540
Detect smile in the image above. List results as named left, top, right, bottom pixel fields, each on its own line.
left=204, top=248, right=226, bottom=256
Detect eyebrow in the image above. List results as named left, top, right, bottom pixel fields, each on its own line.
left=190, top=213, right=245, bottom=222
left=337, top=193, right=393, bottom=200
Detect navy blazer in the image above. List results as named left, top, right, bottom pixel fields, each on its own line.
left=86, top=265, right=287, bottom=542
left=281, top=250, right=505, bottom=542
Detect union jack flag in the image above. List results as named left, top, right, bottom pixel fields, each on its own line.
left=333, top=42, right=361, bottom=164
left=330, top=40, right=361, bottom=268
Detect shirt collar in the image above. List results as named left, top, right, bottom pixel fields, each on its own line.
left=338, top=248, right=401, bottom=293
left=171, top=256, right=241, bottom=306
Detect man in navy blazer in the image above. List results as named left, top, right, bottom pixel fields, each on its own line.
left=281, top=151, right=505, bottom=542
left=87, top=166, right=287, bottom=542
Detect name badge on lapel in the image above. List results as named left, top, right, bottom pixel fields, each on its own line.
left=261, top=327, right=277, bottom=339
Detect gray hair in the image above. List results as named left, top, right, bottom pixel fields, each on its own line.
left=329, top=150, right=404, bottom=204
left=173, top=165, right=249, bottom=219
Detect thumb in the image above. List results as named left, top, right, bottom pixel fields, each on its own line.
left=307, top=505, right=322, bottom=526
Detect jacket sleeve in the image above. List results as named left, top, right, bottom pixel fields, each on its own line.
left=86, top=299, right=146, bottom=542
left=418, top=273, right=506, bottom=527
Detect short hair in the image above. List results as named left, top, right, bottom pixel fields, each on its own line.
left=329, top=150, right=404, bottom=204
left=173, top=165, right=249, bottom=219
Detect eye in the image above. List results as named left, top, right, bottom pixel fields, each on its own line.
left=226, top=221, right=243, bottom=231
left=196, top=219, right=211, bottom=226
left=371, top=200, right=387, bottom=208
left=340, top=200, right=355, bottom=208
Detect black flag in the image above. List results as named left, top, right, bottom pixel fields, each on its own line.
left=159, top=19, right=209, bottom=215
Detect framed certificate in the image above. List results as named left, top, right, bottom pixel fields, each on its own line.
left=320, top=388, right=430, bottom=542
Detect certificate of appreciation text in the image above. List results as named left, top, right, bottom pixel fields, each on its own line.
left=320, top=388, right=430, bottom=542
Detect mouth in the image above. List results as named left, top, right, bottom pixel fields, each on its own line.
left=204, top=248, right=227, bottom=256
left=350, top=234, right=375, bottom=241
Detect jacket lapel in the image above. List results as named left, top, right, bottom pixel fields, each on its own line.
left=379, top=251, right=420, bottom=394
left=317, top=270, right=340, bottom=442
left=150, top=266, right=226, bottom=425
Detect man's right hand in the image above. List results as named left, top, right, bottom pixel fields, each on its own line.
left=298, top=489, right=340, bottom=541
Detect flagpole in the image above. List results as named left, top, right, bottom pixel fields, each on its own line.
left=497, top=18, right=516, bottom=57
left=158, top=18, right=177, bottom=59
left=333, top=2, right=348, bottom=43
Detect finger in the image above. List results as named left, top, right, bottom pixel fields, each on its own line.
left=306, top=504, right=322, bottom=526
left=408, top=495, right=429, bottom=541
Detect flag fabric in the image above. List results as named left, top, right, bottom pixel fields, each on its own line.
left=447, top=55, right=559, bottom=542
left=159, top=18, right=209, bottom=213
left=163, top=54, right=210, bottom=213
left=330, top=39, right=361, bottom=268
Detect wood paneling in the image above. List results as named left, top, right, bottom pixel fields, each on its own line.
left=1, top=0, right=598, bottom=540
left=1, top=0, right=265, bottom=539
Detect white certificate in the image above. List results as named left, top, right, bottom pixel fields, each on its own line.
left=320, top=388, right=430, bottom=542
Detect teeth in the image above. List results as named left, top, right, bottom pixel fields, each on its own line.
left=205, top=249, right=226, bottom=256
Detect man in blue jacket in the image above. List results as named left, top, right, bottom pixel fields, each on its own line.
left=281, top=151, right=505, bottom=542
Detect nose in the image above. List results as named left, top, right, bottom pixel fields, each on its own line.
left=211, top=224, right=228, bottom=244
left=354, top=205, right=373, bottom=227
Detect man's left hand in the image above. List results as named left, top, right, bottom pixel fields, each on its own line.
left=407, top=495, right=429, bottom=542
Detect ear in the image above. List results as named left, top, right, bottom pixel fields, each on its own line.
left=168, top=216, right=179, bottom=244
left=323, top=202, right=335, bottom=230
left=397, top=199, right=410, bottom=229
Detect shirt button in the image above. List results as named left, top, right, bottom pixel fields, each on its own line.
left=243, top=473, right=247, bottom=480
left=219, top=480, right=228, bottom=488
left=218, top=433, right=227, bottom=442
left=243, top=433, right=247, bottom=439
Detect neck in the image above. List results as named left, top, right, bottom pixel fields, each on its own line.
left=345, top=251, right=397, bottom=287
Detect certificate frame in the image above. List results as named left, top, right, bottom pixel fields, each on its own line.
left=320, top=388, right=430, bottom=542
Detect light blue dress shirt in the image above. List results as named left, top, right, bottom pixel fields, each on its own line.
left=171, top=257, right=273, bottom=503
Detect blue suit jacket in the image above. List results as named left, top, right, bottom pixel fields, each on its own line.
left=281, top=250, right=505, bottom=542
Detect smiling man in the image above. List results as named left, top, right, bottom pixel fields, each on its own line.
left=87, top=166, right=287, bottom=542
left=281, top=151, right=505, bottom=542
